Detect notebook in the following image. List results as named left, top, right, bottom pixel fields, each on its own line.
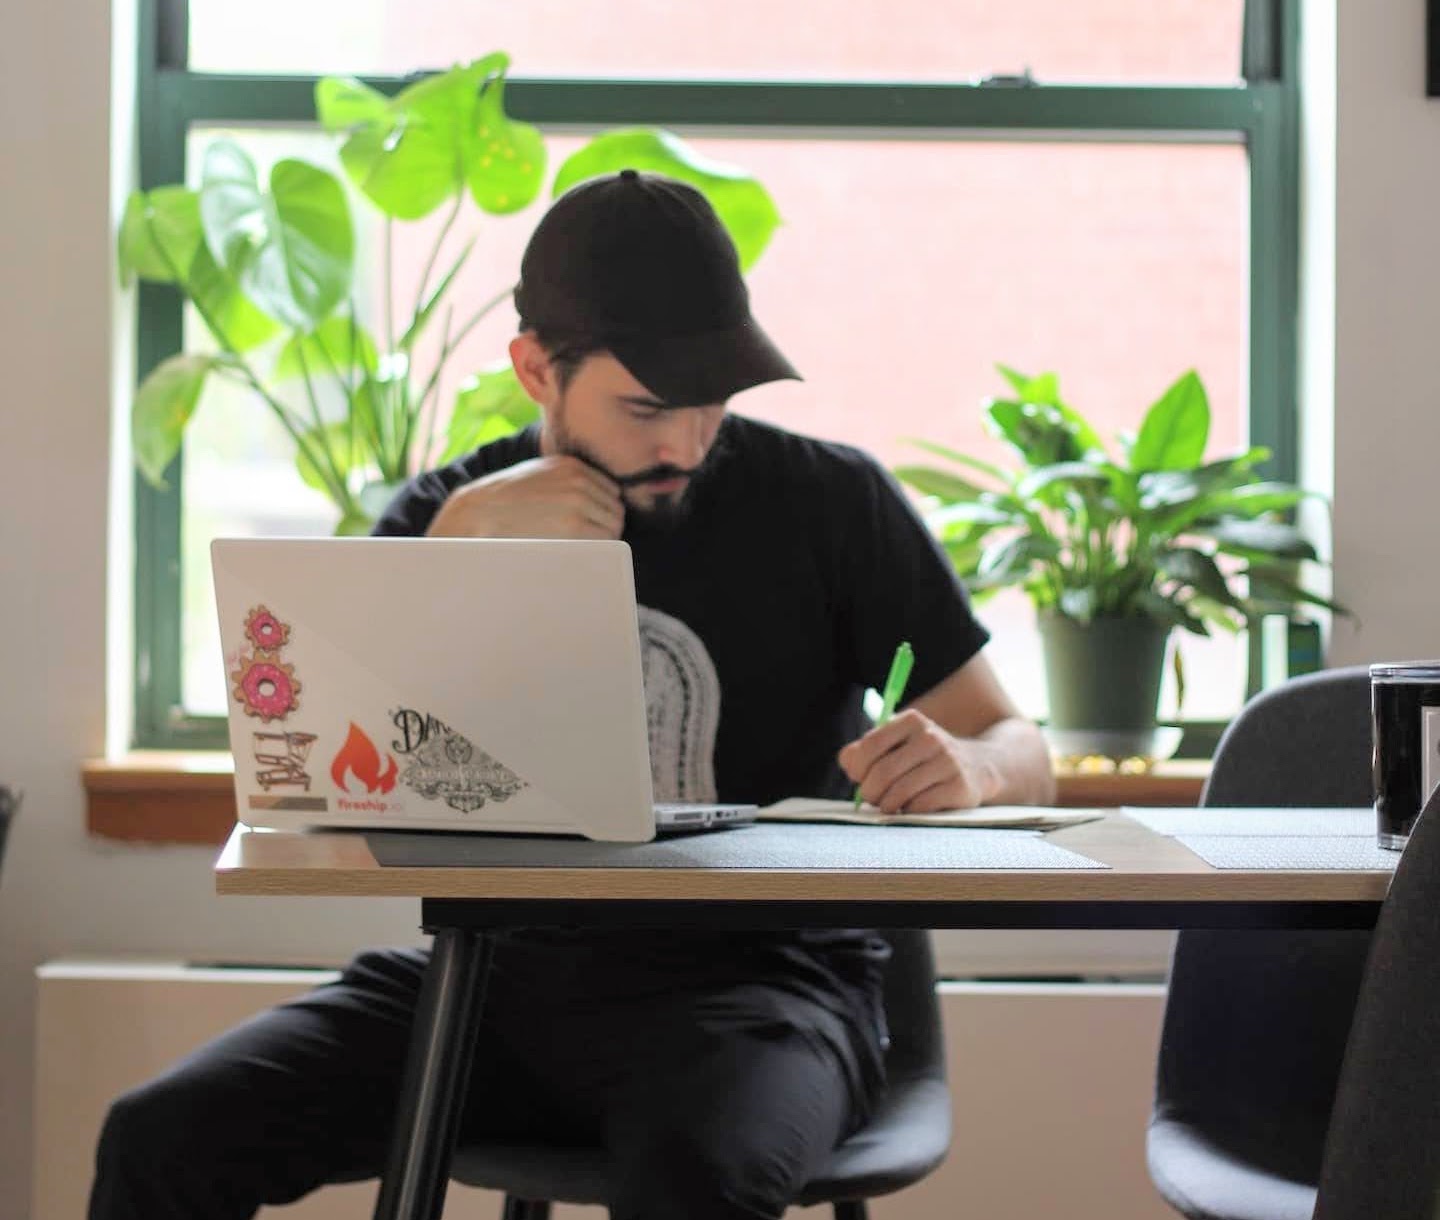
left=211, top=537, right=754, bottom=842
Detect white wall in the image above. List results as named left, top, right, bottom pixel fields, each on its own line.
left=1328, top=0, right=1440, bottom=666
left=0, top=8, right=427, bottom=1219
left=0, top=1, right=1428, bottom=1216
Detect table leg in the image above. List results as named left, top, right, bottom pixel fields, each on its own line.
left=373, top=926, right=495, bottom=1220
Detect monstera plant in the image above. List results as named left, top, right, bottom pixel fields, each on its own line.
left=118, top=55, right=780, bottom=533
left=896, top=366, right=1344, bottom=739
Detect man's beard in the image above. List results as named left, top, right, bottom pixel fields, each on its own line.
left=550, top=406, right=725, bottom=533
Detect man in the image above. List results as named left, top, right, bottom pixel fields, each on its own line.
left=90, top=170, right=1054, bottom=1220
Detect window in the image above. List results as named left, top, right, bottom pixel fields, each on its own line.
left=132, top=0, right=1299, bottom=749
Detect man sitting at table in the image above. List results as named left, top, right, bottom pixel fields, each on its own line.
left=89, top=169, right=1055, bottom=1220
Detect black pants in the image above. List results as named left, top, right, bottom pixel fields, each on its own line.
left=89, top=938, right=877, bottom=1220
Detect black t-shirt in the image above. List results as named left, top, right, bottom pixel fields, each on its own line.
left=374, top=414, right=991, bottom=1098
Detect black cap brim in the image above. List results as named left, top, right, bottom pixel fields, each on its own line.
left=607, top=317, right=801, bottom=408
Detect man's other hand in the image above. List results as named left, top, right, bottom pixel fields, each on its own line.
left=426, top=456, right=625, bottom=540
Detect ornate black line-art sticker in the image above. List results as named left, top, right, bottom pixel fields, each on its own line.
left=252, top=730, right=318, bottom=792
left=390, top=706, right=528, bottom=813
left=231, top=605, right=301, bottom=722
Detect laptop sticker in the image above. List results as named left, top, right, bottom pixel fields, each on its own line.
left=331, top=722, right=399, bottom=796
left=231, top=605, right=302, bottom=722
left=391, top=706, right=529, bottom=813
left=251, top=730, right=318, bottom=793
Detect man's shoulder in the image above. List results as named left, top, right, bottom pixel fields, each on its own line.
left=455, top=423, right=542, bottom=477
left=420, top=423, right=542, bottom=491
left=724, top=415, right=883, bottom=488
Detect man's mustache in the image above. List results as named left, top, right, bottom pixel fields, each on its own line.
left=571, top=450, right=700, bottom=488
left=613, top=464, right=699, bottom=488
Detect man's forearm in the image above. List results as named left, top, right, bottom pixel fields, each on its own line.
left=974, top=716, right=1058, bottom=806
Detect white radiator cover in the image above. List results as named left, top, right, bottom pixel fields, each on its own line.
left=34, top=961, right=1174, bottom=1220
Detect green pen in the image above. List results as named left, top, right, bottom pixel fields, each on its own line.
left=854, top=641, right=915, bottom=808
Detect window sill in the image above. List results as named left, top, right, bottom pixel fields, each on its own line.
left=82, top=753, right=1210, bottom=846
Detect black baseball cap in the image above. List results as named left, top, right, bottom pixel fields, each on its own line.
left=513, top=169, right=800, bottom=407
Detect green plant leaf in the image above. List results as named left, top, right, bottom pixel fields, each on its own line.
left=977, top=533, right=1058, bottom=586
left=353, top=355, right=414, bottom=479
left=186, top=244, right=282, bottom=352
left=1136, top=589, right=1209, bottom=636
left=1161, top=482, right=1308, bottom=534
left=894, top=465, right=989, bottom=503
left=118, top=187, right=203, bottom=286
left=927, top=501, right=1019, bottom=529
left=274, top=316, right=379, bottom=382
left=132, top=353, right=221, bottom=486
left=995, top=365, right=1059, bottom=405
left=332, top=55, right=525, bottom=220
left=200, top=140, right=355, bottom=329
left=464, top=71, right=546, bottom=214
left=399, top=237, right=476, bottom=352
left=1137, top=449, right=1272, bottom=512
left=442, top=363, right=539, bottom=461
left=1157, top=547, right=1244, bottom=608
left=294, top=421, right=364, bottom=493
left=335, top=508, right=374, bottom=536
left=985, top=399, right=1094, bottom=466
left=1014, top=460, right=1112, bottom=503
left=553, top=129, right=781, bottom=271
left=334, top=61, right=499, bottom=219
left=992, top=365, right=1107, bottom=457
left=901, top=438, right=1009, bottom=485
left=1187, top=594, right=1245, bottom=634
left=315, top=76, right=392, bottom=133
left=1244, top=566, right=1351, bottom=618
left=1205, top=519, right=1318, bottom=561
left=1129, top=369, right=1210, bottom=473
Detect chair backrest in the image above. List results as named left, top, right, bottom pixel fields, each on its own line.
left=877, top=929, right=944, bottom=1085
left=1201, top=665, right=1374, bottom=808
left=1153, top=667, right=1376, bottom=1183
left=1312, top=791, right=1440, bottom=1220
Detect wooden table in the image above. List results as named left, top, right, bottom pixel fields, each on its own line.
left=216, top=812, right=1392, bottom=1220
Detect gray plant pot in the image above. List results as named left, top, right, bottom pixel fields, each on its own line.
left=1039, top=613, right=1171, bottom=731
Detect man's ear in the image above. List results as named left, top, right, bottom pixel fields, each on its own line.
left=509, top=332, right=559, bottom=409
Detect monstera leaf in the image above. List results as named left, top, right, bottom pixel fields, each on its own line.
left=318, top=56, right=546, bottom=220
left=199, top=140, right=354, bottom=330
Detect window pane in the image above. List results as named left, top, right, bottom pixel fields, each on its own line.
left=178, top=128, right=1248, bottom=723
left=189, top=0, right=1244, bottom=85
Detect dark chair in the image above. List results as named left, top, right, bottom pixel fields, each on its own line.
left=1311, top=790, right=1440, bottom=1220
left=1146, top=666, right=1376, bottom=1220
left=452, top=928, right=951, bottom=1220
left=0, top=785, right=16, bottom=881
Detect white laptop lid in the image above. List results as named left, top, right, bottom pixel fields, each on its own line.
left=211, top=537, right=656, bottom=842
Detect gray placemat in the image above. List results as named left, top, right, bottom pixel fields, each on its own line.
left=1175, top=834, right=1400, bottom=871
left=1126, top=807, right=1374, bottom=837
left=366, top=823, right=1109, bottom=871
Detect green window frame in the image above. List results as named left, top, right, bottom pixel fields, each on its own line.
left=129, top=0, right=1301, bottom=753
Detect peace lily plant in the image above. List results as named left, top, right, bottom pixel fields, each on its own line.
left=118, top=55, right=780, bottom=533
left=895, top=366, right=1343, bottom=734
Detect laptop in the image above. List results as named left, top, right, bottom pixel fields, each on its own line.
left=210, top=537, right=756, bottom=842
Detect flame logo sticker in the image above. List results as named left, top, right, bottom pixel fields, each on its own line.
left=330, top=722, right=399, bottom=795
